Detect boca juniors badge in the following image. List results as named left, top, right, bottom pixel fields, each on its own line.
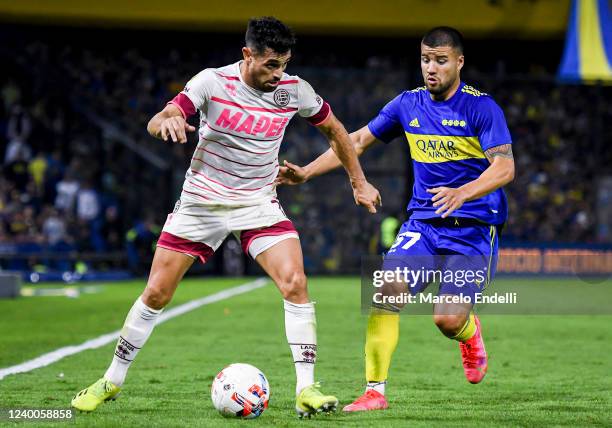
left=274, top=89, right=290, bottom=107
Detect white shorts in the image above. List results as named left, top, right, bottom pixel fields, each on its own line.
left=157, top=198, right=299, bottom=262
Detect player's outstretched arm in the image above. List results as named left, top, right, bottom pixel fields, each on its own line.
left=147, top=104, right=196, bottom=144
left=427, top=144, right=515, bottom=218
left=313, top=115, right=381, bottom=213
left=276, top=125, right=379, bottom=184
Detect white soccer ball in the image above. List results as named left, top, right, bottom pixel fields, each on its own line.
left=211, top=363, right=270, bottom=418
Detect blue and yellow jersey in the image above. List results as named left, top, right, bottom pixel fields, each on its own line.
left=368, top=82, right=512, bottom=225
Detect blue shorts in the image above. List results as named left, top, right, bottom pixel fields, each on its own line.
left=381, top=218, right=499, bottom=300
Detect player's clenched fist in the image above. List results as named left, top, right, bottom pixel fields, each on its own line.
left=352, top=181, right=382, bottom=214
left=160, top=116, right=196, bottom=144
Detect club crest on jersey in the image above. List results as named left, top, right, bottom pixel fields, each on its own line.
left=273, top=89, right=290, bottom=107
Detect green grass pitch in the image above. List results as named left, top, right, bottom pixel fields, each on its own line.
left=0, top=277, right=611, bottom=427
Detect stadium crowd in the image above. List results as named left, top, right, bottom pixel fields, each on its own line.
left=1, top=30, right=610, bottom=273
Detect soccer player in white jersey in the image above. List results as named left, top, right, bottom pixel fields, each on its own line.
left=71, top=17, right=381, bottom=417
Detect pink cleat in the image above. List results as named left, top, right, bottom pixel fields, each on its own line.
left=342, top=390, right=388, bottom=412
left=459, top=315, right=488, bottom=384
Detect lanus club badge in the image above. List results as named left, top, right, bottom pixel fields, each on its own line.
left=273, top=89, right=290, bottom=107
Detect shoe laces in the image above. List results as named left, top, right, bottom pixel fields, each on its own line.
left=460, top=339, right=483, bottom=366
left=91, top=379, right=114, bottom=397
left=355, top=389, right=381, bottom=403
left=306, top=382, right=323, bottom=396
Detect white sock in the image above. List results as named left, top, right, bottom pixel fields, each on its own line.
left=104, top=296, right=163, bottom=386
left=366, top=380, right=386, bottom=396
left=284, top=300, right=317, bottom=396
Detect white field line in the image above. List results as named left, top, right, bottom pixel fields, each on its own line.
left=0, top=278, right=268, bottom=380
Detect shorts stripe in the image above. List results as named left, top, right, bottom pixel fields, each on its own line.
left=486, top=225, right=496, bottom=287
left=157, top=232, right=215, bottom=264
left=240, top=221, right=297, bottom=255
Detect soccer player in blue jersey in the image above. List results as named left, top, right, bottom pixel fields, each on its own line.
left=276, top=27, right=515, bottom=411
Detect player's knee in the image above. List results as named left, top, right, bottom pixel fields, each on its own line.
left=433, top=314, right=467, bottom=336
left=142, top=282, right=173, bottom=309
left=279, top=270, right=307, bottom=303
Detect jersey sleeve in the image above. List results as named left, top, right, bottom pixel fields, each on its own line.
left=367, top=93, right=405, bottom=143
left=168, top=69, right=216, bottom=119
left=297, top=77, right=331, bottom=126
left=473, top=96, right=512, bottom=151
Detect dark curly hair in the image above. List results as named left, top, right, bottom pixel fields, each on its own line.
left=245, top=17, right=296, bottom=55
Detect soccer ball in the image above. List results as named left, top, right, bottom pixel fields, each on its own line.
left=211, top=363, right=270, bottom=418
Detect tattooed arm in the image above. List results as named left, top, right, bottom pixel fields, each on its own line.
left=427, top=144, right=515, bottom=218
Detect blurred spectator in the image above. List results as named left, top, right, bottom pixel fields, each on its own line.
left=1, top=80, right=21, bottom=110
left=4, top=105, right=32, bottom=164
left=76, top=180, right=100, bottom=222
left=28, top=151, right=47, bottom=193
left=4, top=151, right=30, bottom=191
left=42, top=207, right=67, bottom=246
left=55, top=170, right=79, bottom=213
left=126, top=217, right=161, bottom=273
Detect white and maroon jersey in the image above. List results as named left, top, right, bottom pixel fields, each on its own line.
left=169, top=61, right=331, bottom=207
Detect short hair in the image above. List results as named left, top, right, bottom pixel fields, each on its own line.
left=421, top=26, right=464, bottom=54
left=245, top=17, right=296, bottom=55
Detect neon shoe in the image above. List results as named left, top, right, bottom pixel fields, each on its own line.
left=342, top=389, right=388, bottom=412
left=459, top=315, right=488, bottom=384
left=295, top=383, right=338, bottom=418
left=71, top=378, right=121, bottom=412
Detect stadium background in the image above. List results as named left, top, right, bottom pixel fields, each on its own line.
left=1, top=0, right=610, bottom=280
left=0, top=1, right=611, bottom=426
